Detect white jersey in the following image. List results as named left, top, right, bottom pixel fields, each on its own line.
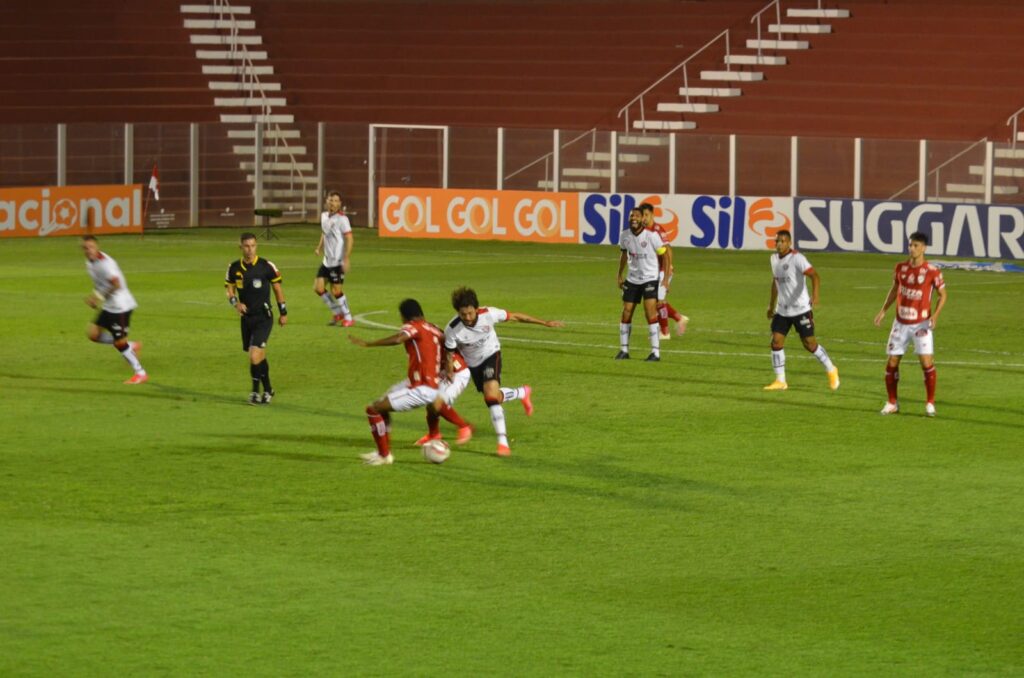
left=320, top=211, right=351, bottom=267
left=86, top=252, right=137, bottom=313
left=444, top=307, right=507, bottom=368
left=620, top=227, right=665, bottom=284
left=771, top=250, right=814, bottom=316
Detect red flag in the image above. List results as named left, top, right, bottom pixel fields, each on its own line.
left=148, top=163, right=160, bottom=201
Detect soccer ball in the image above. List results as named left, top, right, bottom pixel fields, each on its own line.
left=422, top=439, right=451, bottom=464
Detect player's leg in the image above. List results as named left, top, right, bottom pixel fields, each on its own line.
left=314, top=274, right=342, bottom=324
left=481, top=378, right=511, bottom=456
left=332, top=279, right=354, bottom=327
left=249, top=345, right=267, bottom=404
left=86, top=322, right=113, bottom=344
left=882, top=320, right=909, bottom=414
left=618, top=295, right=636, bottom=359
left=656, top=272, right=670, bottom=339
left=799, top=318, right=839, bottom=390
left=363, top=394, right=395, bottom=464
left=248, top=316, right=274, bottom=403
left=914, top=326, right=937, bottom=416
left=109, top=312, right=146, bottom=384
left=435, top=370, right=473, bottom=444
left=642, top=293, right=660, bottom=361
left=765, top=315, right=790, bottom=390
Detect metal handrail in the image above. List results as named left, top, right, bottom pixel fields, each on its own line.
left=887, top=136, right=988, bottom=200
left=213, top=0, right=311, bottom=217
left=1006, top=105, right=1024, bottom=148
left=750, top=0, right=783, bottom=59
left=503, top=128, right=596, bottom=184
left=616, top=29, right=730, bottom=133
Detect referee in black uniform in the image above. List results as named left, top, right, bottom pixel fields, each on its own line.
left=225, top=232, right=288, bottom=404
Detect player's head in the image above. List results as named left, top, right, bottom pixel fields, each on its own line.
left=628, top=208, right=642, bottom=232
left=775, top=229, right=793, bottom=255
left=451, top=286, right=480, bottom=325
left=326, top=191, right=342, bottom=213
left=239, top=232, right=258, bottom=261
left=909, top=232, right=928, bottom=246
left=80, top=235, right=100, bottom=260
left=638, top=202, right=655, bottom=227
left=908, top=231, right=928, bottom=259
left=398, top=298, right=424, bottom=322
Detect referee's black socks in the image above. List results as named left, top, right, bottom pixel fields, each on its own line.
left=258, top=360, right=272, bottom=394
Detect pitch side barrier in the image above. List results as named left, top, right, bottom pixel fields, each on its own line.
left=0, top=185, right=145, bottom=239
left=378, top=188, right=1024, bottom=260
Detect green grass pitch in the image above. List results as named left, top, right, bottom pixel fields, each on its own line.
left=1, top=226, right=1022, bottom=675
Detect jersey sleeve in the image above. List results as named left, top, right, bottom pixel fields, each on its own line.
left=225, top=262, right=236, bottom=287
left=797, top=253, right=813, bottom=274
left=400, top=322, right=417, bottom=340
left=266, top=260, right=283, bottom=283
left=932, top=268, right=945, bottom=289
left=444, top=324, right=458, bottom=350
left=486, top=308, right=509, bottom=323
left=339, top=215, right=352, bottom=235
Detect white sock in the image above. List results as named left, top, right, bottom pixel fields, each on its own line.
left=771, top=349, right=786, bottom=381
left=488, top=404, right=508, bottom=447
left=619, top=322, right=631, bottom=352
left=119, top=345, right=145, bottom=375
left=648, top=323, right=660, bottom=357
left=813, top=345, right=834, bottom=371
left=337, top=294, right=352, bottom=320
left=500, top=387, right=525, bottom=402
left=320, top=292, right=341, bottom=315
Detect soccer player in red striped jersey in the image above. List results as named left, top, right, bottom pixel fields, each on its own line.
left=873, top=231, right=948, bottom=416
left=348, top=298, right=454, bottom=465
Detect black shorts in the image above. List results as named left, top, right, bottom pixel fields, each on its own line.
left=241, top=313, right=273, bottom=351
left=771, top=311, right=815, bottom=338
left=469, top=351, right=502, bottom=392
left=622, top=279, right=659, bottom=304
left=95, top=309, right=133, bottom=341
left=316, top=264, right=345, bottom=285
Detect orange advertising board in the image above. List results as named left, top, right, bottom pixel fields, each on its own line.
left=0, top=184, right=144, bottom=239
left=379, top=187, right=579, bottom=243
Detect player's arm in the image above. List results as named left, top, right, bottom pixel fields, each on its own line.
left=874, top=282, right=899, bottom=326
left=272, top=281, right=288, bottom=326
left=506, top=311, right=564, bottom=328
left=805, top=268, right=821, bottom=308
left=659, top=246, right=672, bottom=291
left=86, top=275, right=120, bottom=308
left=348, top=330, right=409, bottom=347
left=930, top=285, right=948, bottom=329
left=767, top=279, right=778, bottom=320
left=342, top=231, right=354, bottom=272
left=314, top=233, right=324, bottom=256
left=617, top=250, right=627, bottom=288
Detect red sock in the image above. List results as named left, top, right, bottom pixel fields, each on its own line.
left=657, top=303, right=668, bottom=334
left=885, top=365, right=899, bottom=403
left=366, top=407, right=390, bottom=456
left=665, top=302, right=682, bottom=321
left=427, top=411, right=440, bottom=437
left=439, top=403, right=469, bottom=428
left=923, top=365, right=936, bottom=403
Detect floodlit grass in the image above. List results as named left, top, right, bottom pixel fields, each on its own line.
left=1, top=226, right=1022, bottom=675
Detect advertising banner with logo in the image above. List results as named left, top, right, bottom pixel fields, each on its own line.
left=795, top=198, right=1024, bottom=260
left=379, top=187, right=579, bottom=243
left=579, top=193, right=793, bottom=251
left=0, top=185, right=144, bottom=239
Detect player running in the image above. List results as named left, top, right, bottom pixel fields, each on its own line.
left=414, top=348, right=474, bottom=447
left=873, top=231, right=948, bottom=416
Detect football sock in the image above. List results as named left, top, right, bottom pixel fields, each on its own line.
left=619, top=322, right=631, bottom=352
left=923, top=365, right=936, bottom=403
left=665, top=302, right=683, bottom=322
left=257, top=360, right=272, bottom=394
left=117, top=343, right=145, bottom=375
left=885, top=364, right=900, bottom=403
left=648, top=322, right=660, bottom=357
left=319, top=291, right=341, bottom=315
left=336, top=293, right=352, bottom=320
left=439, top=403, right=470, bottom=428
left=500, top=386, right=526, bottom=402
left=657, top=303, right=669, bottom=335
left=426, top=411, right=441, bottom=437
left=771, top=349, right=786, bottom=381
left=94, top=331, right=114, bottom=345
left=812, top=345, right=835, bottom=371
left=249, top=362, right=260, bottom=393
left=365, top=406, right=390, bottom=456
left=488, top=404, right=508, bottom=447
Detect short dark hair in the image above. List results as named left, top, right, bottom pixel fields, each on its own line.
left=638, top=202, right=655, bottom=214
left=81, top=235, right=98, bottom=243
left=909, top=231, right=928, bottom=246
left=399, top=298, right=423, bottom=321
left=776, top=229, right=792, bottom=241
left=240, top=232, right=257, bottom=242
left=451, top=286, right=479, bottom=311
left=327, top=190, right=341, bottom=201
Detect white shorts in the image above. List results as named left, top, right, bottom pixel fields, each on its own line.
left=886, top=319, right=934, bottom=357
left=657, top=270, right=673, bottom=302
left=439, top=369, right=470, bottom=406
left=384, top=381, right=439, bottom=412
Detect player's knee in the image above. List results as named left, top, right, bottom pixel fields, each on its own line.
left=365, top=405, right=379, bottom=417
left=803, top=338, right=818, bottom=352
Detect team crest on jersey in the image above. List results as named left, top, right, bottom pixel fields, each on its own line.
left=253, top=279, right=263, bottom=288
left=783, top=264, right=789, bottom=271
left=917, top=272, right=926, bottom=284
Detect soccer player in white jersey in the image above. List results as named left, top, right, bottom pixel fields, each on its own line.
left=764, top=229, right=839, bottom=391
left=616, top=207, right=666, bottom=361
left=873, top=231, right=947, bottom=416
left=80, top=235, right=147, bottom=384
left=314, top=191, right=354, bottom=326
left=444, top=286, right=563, bottom=457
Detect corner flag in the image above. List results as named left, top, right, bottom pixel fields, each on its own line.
left=148, top=163, right=160, bottom=201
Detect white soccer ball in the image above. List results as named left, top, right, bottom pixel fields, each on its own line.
left=422, top=439, right=451, bottom=464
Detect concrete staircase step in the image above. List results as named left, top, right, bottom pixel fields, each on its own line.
left=701, top=70, right=764, bottom=81
left=656, top=102, right=720, bottom=113
left=618, top=135, right=671, bottom=146
left=995, top=148, right=1024, bottom=159
left=203, top=64, right=274, bottom=75
left=190, top=34, right=262, bottom=45
left=945, top=183, right=1019, bottom=195
left=562, top=168, right=627, bottom=178
left=214, top=97, right=287, bottom=107
left=184, top=18, right=255, bottom=29
left=247, top=174, right=318, bottom=184
left=767, top=23, right=832, bottom=34
left=221, top=113, right=294, bottom=123
left=586, top=152, right=651, bottom=163
left=240, top=161, right=314, bottom=171
left=969, top=165, right=1024, bottom=178
left=210, top=81, right=281, bottom=91
left=197, top=49, right=267, bottom=60
left=182, top=4, right=252, bottom=14
left=633, top=120, right=697, bottom=131
left=537, top=180, right=601, bottom=190
left=746, top=39, right=810, bottom=50
left=927, top=196, right=984, bottom=204
left=679, top=86, right=742, bottom=97
left=230, top=129, right=302, bottom=139
left=787, top=8, right=849, bottom=18
left=724, top=54, right=786, bottom=66
left=233, top=145, right=308, bottom=155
